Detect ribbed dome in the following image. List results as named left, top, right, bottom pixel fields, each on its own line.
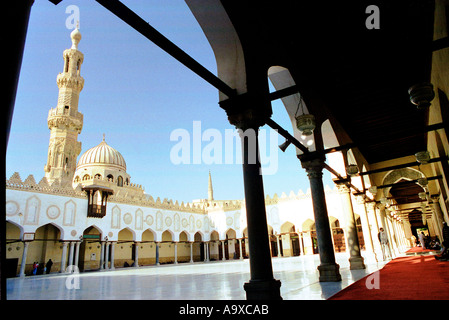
left=77, top=139, right=126, bottom=171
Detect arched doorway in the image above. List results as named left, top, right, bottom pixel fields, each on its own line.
left=210, top=231, right=219, bottom=260
left=160, top=230, right=174, bottom=264
left=268, top=225, right=278, bottom=257
left=242, top=228, right=248, bottom=258
left=280, top=222, right=300, bottom=256
left=6, top=221, right=24, bottom=277
left=79, top=226, right=102, bottom=271
left=194, top=232, right=203, bottom=262
left=330, top=217, right=346, bottom=253
left=141, top=228, right=155, bottom=266
left=117, top=227, right=135, bottom=268
left=302, top=219, right=318, bottom=254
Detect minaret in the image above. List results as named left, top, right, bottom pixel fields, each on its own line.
left=208, top=171, right=214, bottom=201
left=44, top=27, right=84, bottom=185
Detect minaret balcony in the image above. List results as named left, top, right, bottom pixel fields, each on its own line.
left=47, top=108, right=83, bottom=132
left=57, top=73, right=84, bottom=90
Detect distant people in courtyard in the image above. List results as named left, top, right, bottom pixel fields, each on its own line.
left=32, top=262, right=38, bottom=275
left=46, top=259, right=53, bottom=274
left=411, top=235, right=417, bottom=247
left=37, top=262, right=45, bottom=275
left=419, top=232, right=426, bottom=249
left=378, top=228, right=391, bottom=260
left=436, top=222, right=449, bottom=261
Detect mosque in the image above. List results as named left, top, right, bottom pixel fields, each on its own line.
left=5, top=0, right=449, bottom=301
left=6, top=27, right=402, bottom=276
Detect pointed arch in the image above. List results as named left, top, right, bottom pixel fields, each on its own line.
left=118, top=227, right=136, bottom=241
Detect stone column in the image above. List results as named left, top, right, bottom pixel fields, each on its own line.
left=174, top=242, right=178, bottom=264
left=190, top=242, right=194, bottom=263
left=60, top=241, right=68, bottom=273
left=301, top=158, right=341, bottom=282
left=134, top=242, right=139, bottom=267
left=110, top=242, right=116, bottom=270
left=105, top=242, right=110, bottom=270
left=68, top=241, right=75, bottom=271
left=368, top=202, right=383, bottom=258
left=239, top=239, right=243, bottom=259
left=356, top=197, right=377, bottom=262
left=99, top=241, right=105, bottom=270
left=239, top=127, right=282, bottom=299
left=335, top=181, right=365, bottom=269
left=299, top=233, right=305, bottom=255
left=276, top=235, right=282, bottom=257
left=379, top=206, right=395, bottom=258
left=19, top=241, right=30, bottom=277
left=74, top=241, right=81, bottom=268
left=431, top=198, right=445, bottom=238
left=155, top=242, right=160, bottom=265
left=221, top=240, right=226, bottom=261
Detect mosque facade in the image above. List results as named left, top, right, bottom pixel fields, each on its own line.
left=6, top=28, right=417, bottom=277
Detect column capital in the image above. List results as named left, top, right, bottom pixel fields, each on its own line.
left=333, top=179, right=351, bottom=194
left=219, top=92, right=272, bottom=130
left=300, top=157, right=325, bottom=179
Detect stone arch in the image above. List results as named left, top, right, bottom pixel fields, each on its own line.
left=280, top=221, right=296, bottom=233
left=382, top=167, right=426, bottom=198
left=118, top=227, right=136, bottom=241
left=302, top=219, right=315, bottom=231
left=179, top=230, right=189, bottom=242
left=162, top=229, right=174, bottom=242
left=36, top=222, right=64, bottom=240
left=142, top=228, right=156, bottom=242
left=194, top=230, right=204, bottom=241
left=267, top=65, right=314, bottom=155
left=6, top=220, right=24, bottom=240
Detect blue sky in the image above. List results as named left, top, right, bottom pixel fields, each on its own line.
left=6, top=0, right=334, bottom=203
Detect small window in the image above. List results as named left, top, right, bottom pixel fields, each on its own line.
left=107, top=174, right=114, bottom=182
left=117, top=176, right=123, bottom=187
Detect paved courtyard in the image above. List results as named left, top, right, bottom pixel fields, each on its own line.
left=7, top=253, right=388, bottom=300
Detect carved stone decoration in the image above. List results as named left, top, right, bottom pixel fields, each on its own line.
left=46, top=205, right=61, bottom=219
left=63, top=200, right=76, bottom=226
left=156, top=211, right=163, bottom=231
left=145, top=215, right=154, bottom=226
left=6, top=201, right=19, bottom=216
left=124, top=213, right=132, bottom=225
left=24, top=196, right=40, bottom=225
left=111, top=206, right=121, bottom=229
left=165, top=217, right=172, bottom=227
left=135, top=209, right=143, bottom=230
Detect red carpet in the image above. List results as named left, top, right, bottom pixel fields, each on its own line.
left=329, top=255, right=449, bottom=300
left=406, top=246, right=440, bottom=254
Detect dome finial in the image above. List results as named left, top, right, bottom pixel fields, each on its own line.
left=102, top=133, right=105, bottom=142
left=70, top=22, right=82, bottom=49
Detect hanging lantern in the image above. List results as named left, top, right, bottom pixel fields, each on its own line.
left=368, top=186, right=377, bottom=196
left=296, top=114, right=316, bottom=136
left=417, top=177, right=428, bottom=187
left=408, top=82, right=435, bottom=110
left=418, top=192, right=427, bottom=200
left=346, top=164, right=359, bottom=176
left=295, top=96, right=316, bottom=136
left=415, top=151, right=430, bottom=164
